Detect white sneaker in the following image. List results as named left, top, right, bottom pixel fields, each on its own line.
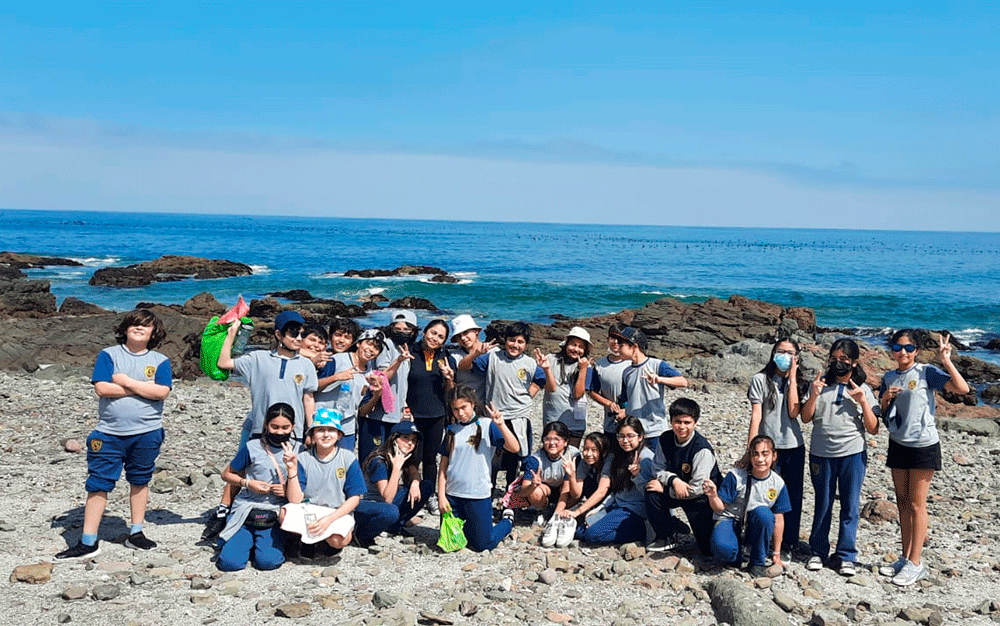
left=807, top=556, right=823, bottom=571
left=892, top=560, right=928, bottom=587
left=838, top=561, right=856, bottom=577
left=555, top=517, right=576, bottom=548
left=541, top=517, right=560, bottom=548
left=879, top=556, right=907, bottom=577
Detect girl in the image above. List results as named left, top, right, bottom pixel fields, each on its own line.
left=577, top=417, right=655, bottom=545
left=540, top=327, right=593, bottom=447
left=704, top=435, right=791, bottom=578
left=406, top=319, right=456, bottom=512
left=522, top=422, right=579, bottom=545
left=547, top=432, right=610, bottom=548
left=449, top=314, right=490, bottom=401
left=879, top=330, right=969, bottom=586
left=437, top=386, right=520, bottom=552
left=294, top=408, right=365, bottom=552
left=320, top=328, right=385, bottom=451
left=746, top=339, right=804, bottom=558
left=360, top=311, right=418, bottom=463
left=217, top=403, right=302, bottom=571
left=588, top=324, right=631, bottom=445
left=801, top=338, right=879, bottom=577
left=358, top=421, right=433, bottom=538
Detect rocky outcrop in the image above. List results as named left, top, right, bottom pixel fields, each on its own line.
left=0, top=252, right=83, bottom=269
left=0, top=279, right=57, bottom=318
left=387, top=297, right=440, bottom=312
left=344, top=265, right=450, bottom=279
left=268, top=289, right=314, bottom=301
left=89, top=255, right=253, bottom=287
left=58, top=297, right=108, bottom=315
left=0, top=264, right=26, bottom=280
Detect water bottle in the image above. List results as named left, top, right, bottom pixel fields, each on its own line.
left=333, top=383, right=352, bottom=423
left=232, top=318, right=254, bottom=355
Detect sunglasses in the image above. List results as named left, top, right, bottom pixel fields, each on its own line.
left=891, top=344, right=917, bottom=353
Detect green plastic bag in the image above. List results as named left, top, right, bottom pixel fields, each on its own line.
left=437, top=511, right=467, bottom=552
left=200, top=315, right=243, bottom=381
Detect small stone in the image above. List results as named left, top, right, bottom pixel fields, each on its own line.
left=218, top=580, right=243, bottom=595
left=898, top=607, right=932, bottom=623
left=811, top=609, right=848, bottom=626
left=62, top=585, right=89, bottom=600
left=64, top=439, right=82, bottom=453
left=190, top=577, right=211, bottom=590
left=189, top=593, right=216, bottom=605
left=804, top=588, right=824, bottom=600
left=10, top=562, right=53, bottom=584
left=418, top=611, right=454, bottom=625
left=275, top=602, right=311, bottom=618
left=538, top=568, right=559, bottom=585
left=676, top=557, right=695, bottom=573
left=754, top=577, right=772, bottom=589
left=773, top=589, right=798, bottom=612
left=92, top=584, right=120, bottom=601
left=953, top=454, right=973, bottom=467
left=372, top=590, right=398, bottom=609
left=459, top=600, right=478, bottom=616
left=57, top=614, right=71, bottom=624
left=315, top=595, right=341, bottom=609
left=546, top=611, right=573, bottom=624
left=621, top=543, right=645, bottom=561
left=928, top=611, right=945, bottom=626
left=0, top=521, right=14, bottom=532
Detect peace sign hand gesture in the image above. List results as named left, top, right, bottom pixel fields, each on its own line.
left=281, top=440, right=298, bottom=473
left=486, top=402, right=504, bottom=427
left=811, top=370, right=825, bottom=397
left=534, top=348, right=550, bottom=370
left=397, top=344, right=414, bottom=363
left=937, top=332, right=953, bottom=363
left=846, top=380, right=868, bottom=407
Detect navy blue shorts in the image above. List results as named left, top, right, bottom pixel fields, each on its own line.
left=85, top=428, right=165, bottom=493
left=886, top=439, right=941, bottom=471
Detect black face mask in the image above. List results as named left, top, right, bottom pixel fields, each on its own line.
left=389, top=329, right=415, bottom=345
left=829, top=361, right=852, bottom=378
left=264, top=431, right=292, bottom=447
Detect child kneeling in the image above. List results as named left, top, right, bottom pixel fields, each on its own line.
left=704, top=435, right=790, bottom=577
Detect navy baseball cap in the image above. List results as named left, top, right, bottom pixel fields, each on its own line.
left=611, top=326, right=648, bottom=351
left=274, top=310, right=305, bottom=332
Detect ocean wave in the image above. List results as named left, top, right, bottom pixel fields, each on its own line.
left=70, top=256, right=119, bottom=267
left=417, top=276, right=473, bottom=285
left=249, top=264, right=272, bottom=275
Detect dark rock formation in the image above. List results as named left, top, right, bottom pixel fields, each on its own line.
left=387, top=297, right=439, bottom=312
left=268, top=289, right=314, bottom=301
left=58, top=297, right=108, bottom=315
left=0, top=279, right=57, bottom=317
left=344, top=265, right=452, bottom=279
left=89, top=255, right=253, bottom=287
left=0, top=252, right=83, bottom=269
left=180, top=292, right=227, bottom=318
left=429, top=274, right=460, bottom=284
left=0, top=264, right=26, bottom=280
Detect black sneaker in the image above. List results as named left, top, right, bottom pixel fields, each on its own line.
left=748, top=564, right=770, bottom=578
left=201, top=512, right=228, bottom=541
left=125, top=531, right=157, bottom=550
left=56, top=541, right=101, bottom=560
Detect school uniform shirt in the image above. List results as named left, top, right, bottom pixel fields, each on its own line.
left=541, top=354, right=593, bottom=433
left=653, top=430, right=722, bottom=499
left=804, top=382, right=877, bottom=458
left=714, top=468, right=791, bottom=521
left=219, top=439, right=306, bottom=541
left=473, top=350, right=546, bottom=454
left=233, top=350, right=318, bottom=440
left=603, top=447, right=656, bottom=517
left=449, top=346, right=488, bottom=402
left=92, top=344, right=172, bottom=436
left=370, top=338, right=410, bottom=424
left=575, top=455, right=610, bottom=501
left=440, top=418, right=505, bottom=500
left=299, top=447, right=365, bottom=509
left=880, top=364, right=950, bottom=447
left=523, top=445, right=581, bottom=488
left=747, top=372, right=804, bottom=449
left=591, top=356, right=631, bottom=433
left=619, top=357, right=684, bottom=438
left=316, top=352, right=371, bottom=436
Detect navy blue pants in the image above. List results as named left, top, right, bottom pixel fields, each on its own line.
left=711, top=507, right=775, bottom=567
left=577, top=506, right=646, bottom=545
left=448, top=495, right=512, bottom=552
left=645, top=491, right=715, bottom=555
left=809, top=452, right=866, bottom=564
left=774, top=445, right=804, bottom=550
left=357, top=419, right=394, bottom=468
left=217, top=525, right=285, bottom=571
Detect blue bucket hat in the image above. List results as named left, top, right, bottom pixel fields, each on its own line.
left=310, top=407, right=344, bottom=434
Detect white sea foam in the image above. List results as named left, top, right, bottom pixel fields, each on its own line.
left=70, top=256, right=119, bottom=267
left=249, top=264, right=271, bottom=275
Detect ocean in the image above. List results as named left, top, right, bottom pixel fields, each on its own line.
left=2, top=208, right=999, bottom=363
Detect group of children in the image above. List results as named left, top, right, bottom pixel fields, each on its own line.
left=55, top=307, right=968, bottom=588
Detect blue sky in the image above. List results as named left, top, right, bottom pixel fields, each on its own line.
left=1, top=3, right=997, bottom=229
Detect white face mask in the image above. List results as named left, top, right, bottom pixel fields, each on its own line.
left=773, top=353, right=793, bottom=372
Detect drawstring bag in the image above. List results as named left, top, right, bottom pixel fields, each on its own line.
left=200, top=316, right=231, bottom=380
left=500, top=473, right=530, bottom=510
left=437, top=511, right=467, bottom=552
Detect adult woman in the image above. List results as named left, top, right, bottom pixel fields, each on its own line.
left=878, top=330, right=968, bottom=586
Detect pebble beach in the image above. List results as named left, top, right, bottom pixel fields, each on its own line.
left=3, top=368, right=999, bottom=626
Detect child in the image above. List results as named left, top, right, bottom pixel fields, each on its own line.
left=329, top=317, right=362, bottom=354
left=449, top=314, right=491, bottom=401
left=300, top=323, right=331, bottom=369
left=316, top=328, right=382, bottom=452
left=645, top=397, right=722, bottom=555
left=462, top=322, right=546, bottom=487
left=704, top=435, right=791, bottom=578
left=589, top=323, right=632, bottom=443
left=540, top=326, right=594, bottom=447
left=549, top=432, right=611, bottom=547
left=614, top=326, right=688, bottom=453
left=437, top=386, right=521, bottom=552
left=577, top=417, right=655, bottom=545
left=57, top=309, right=172, bottom=558
left=216, top=403, right=302, bottom=571
left=747, top=339, right=804, bottom=558
left=358, top=421, right=432, bottom=539
left=360, top=311, right=418, bottom=463
left=203, top=310, right=318, bottom=541
left=801, top=338, right=879, bottom=576
left=521, top=422, right=580, bottom=532
left=879, top=330, right=969, bottom=586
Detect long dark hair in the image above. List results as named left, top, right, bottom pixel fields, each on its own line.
left=609, top=416, right=645, bottom=494
left=759, top=338, right=799, bottom=413
left=824, top=338, right=867, bottom=386
left=443, top=385, right=483, bottom=456
left=736, top=435, right=777, bottom=472
left=539, top=421, right=571, bottom=458
left=580, top=431, right=610, bottom=475
left=115, top=308, right=166, bottom=349
left=420, top=319, right=450, bottom=352
left=363, top=429, right=422, bottom=485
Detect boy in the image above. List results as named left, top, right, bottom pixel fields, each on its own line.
left=645, top=397, right=721, bottom=555
left=449, top=314, right=491, bottom=402
left=329, top=317, right=361, bottom=354
left=57, top=309, right=172, bottom=558
left=462, top=322, right=547, bottom=487
left=615, top=326, right=687, bottom=452
left=359, top=310, right=418, bottom=463
left=588, top=323, right=632, bottom=442
left=316, top=321, right=368, bottom=452
left=202, top=310, right=318, bottom=540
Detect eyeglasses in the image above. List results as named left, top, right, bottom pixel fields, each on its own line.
left=616, top=433, right=639, bottom=441
left=543, top=437, right=565, bottom=444
left=891, top=344, right=917, bottom=353
left=775, top=349, right=797, bottom=355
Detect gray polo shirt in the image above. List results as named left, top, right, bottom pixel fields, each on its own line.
left=748, top=372, right=804, bottom=449
left=233, top=349, right=318, bottom=440
left=804, top=382, right=876, bottom=458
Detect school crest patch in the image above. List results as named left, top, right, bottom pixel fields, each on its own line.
left=294, top=373, right=305, bottom=385
left=908, top=380, right=917, bottom=390
left=517, top=368, right=527, bottom=381
left=90, top=438, right=103, bottom=452
left=373, top=436, right=382, bottom=446
left=767, top=488, right=778, bottom=502
left=144, top=365, right=156, bottom=379
left=336, top=467, right=346, bottom=479
left=681, top=463, right=691, bottom=474
left=468, top=435, right=478, bottom=446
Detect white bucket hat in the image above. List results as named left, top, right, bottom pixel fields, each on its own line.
left=560, top=326, right=592, bottom=347
left=450, top=314, right=482, bottom=339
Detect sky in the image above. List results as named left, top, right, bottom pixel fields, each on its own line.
left=1, top=3, right=997, bottom=230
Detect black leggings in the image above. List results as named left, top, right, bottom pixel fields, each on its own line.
left=414, top=415, right=446, bottom=483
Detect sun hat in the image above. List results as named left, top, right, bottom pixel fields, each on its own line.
left=450, top=314, right=482, bottom=340
left=391, top=310, right=418, bottom=329
left=309, top=407, right=344, bottom=434
left=274, top=310, right=305, bottom=333
left=351, top=328, right=386, bottom=353
left=610, top=326, right=648, bottom=351
left=559, top=326, right=592, bottom=347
